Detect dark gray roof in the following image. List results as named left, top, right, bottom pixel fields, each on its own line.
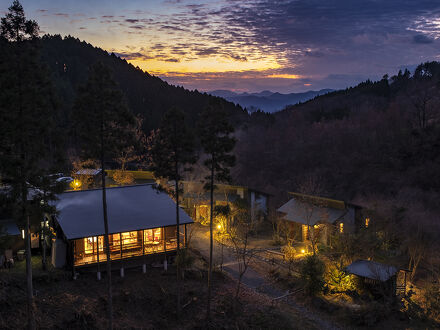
left=346, top=260, right=398, bottom=282
left=75, top=169, right=102, bottom=176
left=54, top=184, right=193, bottom=240
left=277, top=198, right=348, bottom=225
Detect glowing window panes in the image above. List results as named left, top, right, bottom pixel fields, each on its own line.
left=144, top=228, right=161, bottom=243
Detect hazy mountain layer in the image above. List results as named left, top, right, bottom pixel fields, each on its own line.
left=209, top=89, right=333, bottom=113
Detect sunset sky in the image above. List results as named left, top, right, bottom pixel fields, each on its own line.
left=2, top=0, right=440, bottom=93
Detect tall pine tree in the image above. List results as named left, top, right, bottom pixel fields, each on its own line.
left=0, top=2, right=59, bottom=329
left=198, top=101, right=236, bottom=320
left=72, top=61, right=138, bottom=329
left=148, top=106, right=196, bottom=318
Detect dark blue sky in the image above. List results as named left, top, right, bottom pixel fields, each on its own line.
left=2, top=0, right=440, bottom=92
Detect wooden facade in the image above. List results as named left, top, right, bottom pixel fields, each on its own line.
left=71, top=224, right=187, bottom=267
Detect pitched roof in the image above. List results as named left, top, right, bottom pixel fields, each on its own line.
left=277, top=198, right=348, bottom=225
left=53, top=184, right=193, bottom=240
left=75, top=169, right=102, bottom=176
left=345, top=260, right=398, bottom=282
left=288, top=192, right=346, bottom=210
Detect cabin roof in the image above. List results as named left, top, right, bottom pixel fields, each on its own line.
left=53, top=184, right=193, bottom=240
left=345, top=260, right=398, bottom=282
left=75, top=168, right=102, bottom=176
left=288, top=192, right=346, bottom=210
left=180, top=181, right=271, bottom=196
left=277, top=198, right=348, bottom=225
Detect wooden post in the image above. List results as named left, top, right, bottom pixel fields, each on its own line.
left=142, top=230, right=145, bottom=256
left=120, top=233, right=124, bottom=277
left=142, top=229, right=146, bottom=274
left=184, top=224, right=187, bottom=247
left=119, top=233, right=123, bottom=259
left=97, top=236, right=101, bottom=280
left=163, top=227, right=167, bottom=271
left=163, top=227, right=166, bottom=252
left=404, top=271, right=407, bottom=295
left=92, top=237, right=95, bottom=263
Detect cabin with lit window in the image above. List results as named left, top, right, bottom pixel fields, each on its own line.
left=277, top=192, right=364, bottom=246
left=51, top=184, right=193, bottom=271
left=175, top=181, right=269, bottom=224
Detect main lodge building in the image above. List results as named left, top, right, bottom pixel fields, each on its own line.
left=51, top=184, right=193, bottom=270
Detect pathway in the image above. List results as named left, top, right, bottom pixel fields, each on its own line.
left=191, top=223, right=342, bottom=330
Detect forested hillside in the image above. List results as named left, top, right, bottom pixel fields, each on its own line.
left=3, top=33, right=439, bottom=217
left=235, top=63, right=440, bottom=215
left=36, top=35, right=247, bottom=133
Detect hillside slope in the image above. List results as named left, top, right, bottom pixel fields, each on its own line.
left=235, top=64, right=440, bottom=211
left=37, top=35, right=247, bottom=132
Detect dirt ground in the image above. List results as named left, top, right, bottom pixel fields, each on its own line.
left=0, top=254, right=318, bottom=329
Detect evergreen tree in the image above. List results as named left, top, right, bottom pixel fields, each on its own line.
left=0, top=0, right=38, bottom=42
left=72, top=61, right=137, bottom=329
left=148, top=106, right=196, bottom=318
left=0, top=2, right=59, bottom=329
left=198, top=101, right=236, bottom=320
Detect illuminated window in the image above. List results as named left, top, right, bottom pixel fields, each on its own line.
left=84, top=236, right=103, bottom=254
left=365, top=218, right=370, bottom=228
left=144, top=228, right=161, bottom=243
left=121, top=231, right=138, bottom=247
left=112, top=233, right=120, bottom=246
left=339, top=223, right=344, bottom=233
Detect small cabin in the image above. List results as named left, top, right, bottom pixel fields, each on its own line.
left=177, top=181, right=269, bottom=224
left=51, top=184, right=193, bottom=271
left=346, top=260, right=400, bottom=297
left=277, top=192, right=363, bottom=245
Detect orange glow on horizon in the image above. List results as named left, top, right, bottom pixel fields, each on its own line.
left=266, top=73, right=301, bottom=79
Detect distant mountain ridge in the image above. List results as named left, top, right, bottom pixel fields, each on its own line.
left=209, top=89, right=334, bottom=113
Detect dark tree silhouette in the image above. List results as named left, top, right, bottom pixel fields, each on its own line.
left=0, top=2, right=58, bottom=329
left=148, top=106, right=197, bottom=318
left=0, top=1, right=62, bottom=329
left=198, top=101, right=236, bottom=320
left=0, top=0, right=38, bottom=42
left=72, top=62, right=137, bottom=329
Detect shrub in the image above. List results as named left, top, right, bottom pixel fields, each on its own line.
left=175, top=248, right=195, bottom=279
left=300, top=255, right=325, bottom=296
left=326, top=260, right=356, bottom=293
left=423, top=281, right=440, bottom=320
left=281, top=245, right=296, bottom=261
left=112, top=169, right=134, bottom=185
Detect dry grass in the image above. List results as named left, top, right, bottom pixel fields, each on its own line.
left=0, top=254, right=310, bottom=329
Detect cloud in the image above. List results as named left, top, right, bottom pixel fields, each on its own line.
left=413, top=34, right=434, bottom=44
left=113, top=52, right=155, bottom=61
left=39, top=0, right=440, bottom=92
left=163, top=0, right=183, bottom=3
left=228, top=54, right=247, bottom=61
left=129, top=25, right=146, bottom=30
left=194, top=47, right=220, bottom=56
left=163, top=58, right=180, bottom=62
left=54, top=13, right=69, bottom=17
